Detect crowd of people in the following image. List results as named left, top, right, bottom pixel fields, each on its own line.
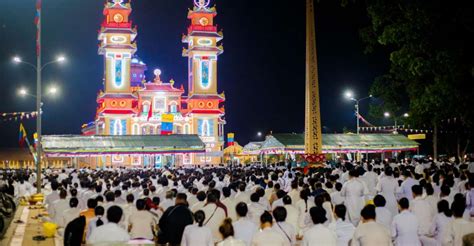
left=1, top=158, right=474, bottom=245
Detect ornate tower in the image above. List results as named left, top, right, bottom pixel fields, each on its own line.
left=96, top=0, right=138, bottom=136
left=183, top=0, right=225, bottom=165
left=304, top=0, right=323, bottom=157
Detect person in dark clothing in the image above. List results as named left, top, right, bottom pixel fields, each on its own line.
left=64, top=215, right=86, bottom=246
left=158, top=193, right=194, bottom=245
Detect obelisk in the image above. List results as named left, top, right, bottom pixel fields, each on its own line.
left=304, top=0, right=323, bottom=156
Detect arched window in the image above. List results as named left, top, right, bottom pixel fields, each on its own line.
left=132, top=124, right=139, bottom=135
left=184, top=124, right=191, bottom=134
left=113, top=119, right=122, bottom=135
left=142, top=101, right=150, bottom=115
left=169, top=101, right=178, bottom=113
left=202, top=120, right=209, bottom=136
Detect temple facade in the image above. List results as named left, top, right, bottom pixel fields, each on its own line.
left=81, top=0, right=225, bottom=167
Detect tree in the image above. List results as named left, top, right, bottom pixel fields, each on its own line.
left=361, top=0, right=474, bottom=159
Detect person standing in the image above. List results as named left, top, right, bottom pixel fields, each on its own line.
left=233, top=202, right=258, bottom=246
left=87, top=206, right=130, bottom=244
left=217, top=218, right=246, bottom=246
left=302, top=206, right=337, bottom=246
left=410, top=185, right=435, bottom=237
left=351, top=205, right=392, bottom=246
left=373, top=195, right=393, bottom=231
left=251, top=211, right=287, bottom=246
left=201, top=192, right=227, bottom=242
left=181, top=210, right=214, bottom=246
left=391, top=198, right=421, bottom=246
left=341, top=169, right=368, bottom=225
left=376, top=168, right=399, bottom=216
left=443, top=201, right=474, bottom=246
left=328, top=204, right=355, bottom=246
left=430, top=200, right=453, bottom=244
left=158, top=193, right=194, bottom=245
left=272, top=207, right=296, bottom=246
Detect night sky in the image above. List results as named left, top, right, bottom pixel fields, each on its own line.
left=0, top=0, right=389, bottom=148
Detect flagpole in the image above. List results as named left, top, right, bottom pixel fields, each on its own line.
left=36, top=0, right=42, bottom=194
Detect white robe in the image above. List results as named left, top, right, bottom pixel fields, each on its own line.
left=341, top=178, right=368, bottom=225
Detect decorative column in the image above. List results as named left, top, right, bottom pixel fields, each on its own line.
left=304, top=0, right=324, bottom=166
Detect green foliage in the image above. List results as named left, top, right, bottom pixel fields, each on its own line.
left=361, top=0, right=474, bottom=130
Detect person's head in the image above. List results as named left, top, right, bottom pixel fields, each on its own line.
left=437, top=200, right=452, bottom=217
left=260, top=211, right=273, bottom=228
left=398, top=198, right=409, bottom=211
left=94, top=206, right=105, bottom=227
left=59, top=189, right=67, bottom=199
left=196, top=191, right=206, bottom=202
left=360, top=204, right=376, bottom=222
left=335, top=182, right=342, bottom=192
left=152, top=196, right=160, bottom=206
left=114, top=189, right=122, bottom=199
left=273, top=206, right=287, bottom=222
left=87, top=198, right=97, bottom=209
left=411, top=185, right=423, bottom=197
left=126, top=193, right=134, bottom=203
left=175, top=193, right=187, bottom=205
left=424, top=183, right=434, bottom=196
left=250, top=192, right=260, bottom=203
left=373, top=195, right=386, bottom=207
left=136, top=199, right=146, bottom=210
left=206, top=192, right=217, bottom=203
left=282, top=195, right=292, bottom=205
left=309, top=206, right=327, bottom=224
left=222, top=187, right=231, bottom=198
left=96, top=195, right=104, bottom=203
left=106, top=205, right=123, bottom=223
left=441, top=185, right=451, bottom=197
left=105, top=191, right=115, bottom=202
left=51, top=181, right=59, bottom=191
left=451, top=201, right=466, bottom=218
left=334, top=204, right=347, bottom=221
left=276, top=190, right=286, bottom=199
left=235, top=202, right=248, bottom=218
left=219, top=218, right=234, bottom=239
left=194, top=210, right=206, bottom=227
left=69, top=197, right=79, bottom=208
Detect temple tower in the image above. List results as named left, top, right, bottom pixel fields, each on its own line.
left=183, top=0, right=225, bottom=165
left=96, top=0, right=138, bottom=136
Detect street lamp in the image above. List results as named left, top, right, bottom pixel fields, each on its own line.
left=12, top=55, right=66, bottom=194
left=344, top=90, right=373, bottom=134
left=384, top=112, right=409, bottom=132
left=18, top=88, right=28, bottom=96
left=257, top=132, right=262, bottom=137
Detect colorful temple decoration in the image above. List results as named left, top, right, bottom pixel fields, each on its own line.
left=81, top=0, right=225, bottom=167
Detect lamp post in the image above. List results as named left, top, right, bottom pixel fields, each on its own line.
left=384, top=112, right=409, bottom=133
left=344, top=90, right=372, bottom=134
left=13, top=55, right=65, bottom=194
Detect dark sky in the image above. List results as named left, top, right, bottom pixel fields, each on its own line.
left=0, top=0, right=388, bottom=147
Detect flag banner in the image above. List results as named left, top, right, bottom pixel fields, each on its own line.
left=161, top=113, right=174, bottom=123
left=227, top=133, right=235, bottom=146
left=35, top=0, right=42, bottom=57
left=19, top=123, right=28, bottom=147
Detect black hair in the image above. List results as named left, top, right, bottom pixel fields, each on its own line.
left=273, top=206, right=287, bottom=222
left=126, top=193, right=134, bottom=203
left=87, top=198, right=98, bottom=209
left=309, top=206, right=327, bottom=224
left=196, top=191, right=207, bottom=201
left=69, top=197, right=79, bottom=208
left=250, top=193, right=260, bottom=202
left=282, top=195, right=292, bottom=205
left=106, top=205, right=123, bottom=223
left=334, top=204, right=347, bottom=221
left=398, top=198, right=409, bottom=210
left=235, top=202, right=248, bottom=217
left=194, top=210, right=206, bottom=227
left=360, top=204, right=376, bottom=220
left=373, top=195, right=386, bottom=207
left=411, top=185, right=423, bottom=196
left=260, top=211, right=273, bottom=225
left=437, top=200, right=452, bottom=217
left=451, top=201, right=466, bottom=218
left=222, top=187, right=231, bottom=198
left=95, top=206, right=105, bottom=227
left=136, top=199, right=146, bottom=210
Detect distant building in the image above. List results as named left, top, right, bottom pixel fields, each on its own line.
left=81, top=0, right=225, bottom=167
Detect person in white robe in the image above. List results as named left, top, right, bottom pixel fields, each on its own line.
left=374, top=195, right=393, bottom=231
left=430, top=200, right=453, bottom=244
left=272, top=206, right=296, bottom=246
left=328, top=204, right=355, bottom=246
left=443, top=201, right=474, bottom=246
left=341, top=169, right=368, bottom=225
left=181, top=210, right=214, bottom=246
left=302, top=206, right=337, bottom=246
left=233, top=202, right=258, bottom=246
left=351, top=204, right=392, bottom=246
left=376, top=168, right=399, bottom=216
left=391, top=198, right=421, bottom=246
left=251, top=211, right=287, bottom=246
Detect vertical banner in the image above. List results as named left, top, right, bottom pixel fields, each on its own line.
left=227, top=133, right=235, bottom=146
left=161, top=114, right=174, bottom=135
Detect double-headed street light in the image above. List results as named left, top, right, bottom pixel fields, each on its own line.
left=384, top=111, right=409, bottom=132
left=12, top=55, right=65, bottom=194
left=18, top=85, right=60, bottom=98
left=344, top=90, right=373, bottom=135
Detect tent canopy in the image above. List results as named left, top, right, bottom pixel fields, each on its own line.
left=245, top=133, right=419, bottom=154
left=42, top=134, right=205, bottom=157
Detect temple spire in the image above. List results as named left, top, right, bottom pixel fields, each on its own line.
left=304, top=0, right=323, bottom=155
